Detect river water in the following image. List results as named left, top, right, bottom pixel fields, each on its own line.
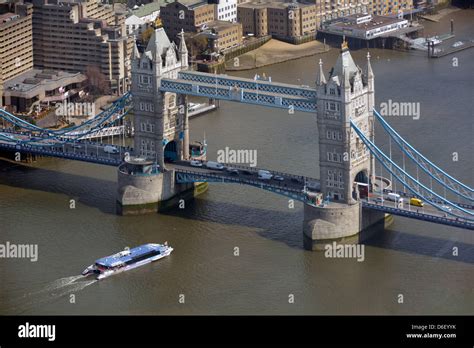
left=0, top=10, right=472, bottom=315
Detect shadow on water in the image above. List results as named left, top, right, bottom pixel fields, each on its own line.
left=364, top=227, right=474, bottom=265
left=0, top=159, right=116, bottom=214
left=162, top=193, right=305, bottom=250
left=165, top=194, right=474, bottom=264
left=1, top=159, right=472, bottom=263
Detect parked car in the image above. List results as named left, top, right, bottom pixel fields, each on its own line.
left=72, top=144, right=82, bottom=149
left=273, top=175, right=284, bottom=181
left=241, top=169, right=253, bottom=175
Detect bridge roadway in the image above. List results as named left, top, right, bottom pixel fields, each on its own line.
left=168, top=161, right=474, bottom=229
left=169, top=160, right=319, bottom=202
left=0, top=133, right=473, bottom=229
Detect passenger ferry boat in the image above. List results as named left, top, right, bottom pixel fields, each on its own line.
left=82, top=243, right=173, bottom=280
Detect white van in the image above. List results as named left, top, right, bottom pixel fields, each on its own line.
left=258, top=170, right=273, bottom=180
left=104, top=145, right=119, bottom=154
left=387, top=192, right=403, bottom=204
left=205, top=161, right=225, bottom=170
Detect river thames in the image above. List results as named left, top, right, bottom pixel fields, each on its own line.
left=0, top=10, right=472, bottom=315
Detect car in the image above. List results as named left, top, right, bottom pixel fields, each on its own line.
left=441, top=205, right=452, bottom=212
left=241, top=169, right=253, bottom=175
left=306, top=181, right=320, bottom=191
left=374, top=197, right=384, bottom=204
left=104, top=145, right=119, bottom=154
left=409, top=197, right=424, bottom=207
left=387, top=192, right=403, bottom=204
left=190, top=160, right=203, bottom=167
left=226, top=167, right=239, bottom=175
left=291, top=177, right=302, bottom=184
left=258, top=170, right=273, bottom=180
left=205, top=161, right=225, bottom=170
left=72, top=144, right=82, bottom=149
left=273, top=175, right=284, bottom=181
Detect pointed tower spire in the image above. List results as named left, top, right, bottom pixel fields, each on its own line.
left=178, top=28, right=188, bottom=68
left=131, top=36, right=140, bottom=60
left=316, top=58, right=326, bottom=86
left=343, top=63, right=351, bottom=90
left=366, top=51, right=374, bottom=80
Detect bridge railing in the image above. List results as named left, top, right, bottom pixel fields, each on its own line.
left=382, top=188, right=474, bottom=210
left=362, top=202, right=474, bottom=230
left=174, top=168, right=304, bottom=193
left=0, top=142, right=121, bottom=166
left=217, top=162, right=319, bottom=183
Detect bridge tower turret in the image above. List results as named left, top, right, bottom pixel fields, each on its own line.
left=303, top=43, right=386, bottom=250
left=117, top=29, right=202, bottom=215
left=315, top=41, right=375, bottom=204
left=130, top=28, right=188, bottom=168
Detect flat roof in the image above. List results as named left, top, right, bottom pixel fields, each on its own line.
left=239, top=0, right=314, bottom=10
left=130, top=1, right=166, bottom=18
left=206, top=20, right=241, bottom=31
left=328, top=15, right=407, bottom=32
left=95, top=244, right=158, bottom=267
left=3, top=69, right=86, bottom=99
left=0, top=12, right=19, bottom=23
left=164, top=0, right=210, bottom=9
left=125, top=156, right=154, bottom=165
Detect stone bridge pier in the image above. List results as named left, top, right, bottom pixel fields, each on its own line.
left=303, top=202, right=389, bottom=251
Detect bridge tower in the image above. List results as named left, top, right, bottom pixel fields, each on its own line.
left=303, top=43, right=386, bottom=250
left=130, top=28, right=189, bottom=167
left=117, top=28, right=205, bottom=215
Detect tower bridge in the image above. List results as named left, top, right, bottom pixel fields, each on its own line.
left=0, top=27, right=473, bottom=250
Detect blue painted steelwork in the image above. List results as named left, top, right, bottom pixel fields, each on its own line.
left=177, top=71, right=317, bottom=99
left=160, top=74, right=317, bottom=113
left=373, top=109, right=473, bottom=202
left=362, top=202, right=474, bottom=230
left=0, top=142, right=123, bottom=166
left=175, top=170, right=307, bottom=202
left=350, top=120, right=474, bottom=220
left=382, top=188, right=474, bottom=210
left=0, top=93, right=131, bottom=143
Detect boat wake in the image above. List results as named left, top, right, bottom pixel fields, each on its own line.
left=4, top=275, right=97, bottom=314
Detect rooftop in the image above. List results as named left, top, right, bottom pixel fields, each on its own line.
left=163, top=0, right=212, bottom=9
left=239, top=0, right=314, bottom=10
left=3, top=69, right=86, bottom=98
left=130, top=1, right=166, bottom=18
left=0, top=12, right=19, bottom=23
left=327, top=14, right=407, bottom=32
left=206, top=20, right=241, bottom=31
left=95, top=244, right=160, bottom=267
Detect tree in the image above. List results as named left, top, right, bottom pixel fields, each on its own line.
left=188, top=34, right=209, bottom=57
left=84, top=66, right=110, bottom=96
left=141, top=27, right=155, bottom=45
